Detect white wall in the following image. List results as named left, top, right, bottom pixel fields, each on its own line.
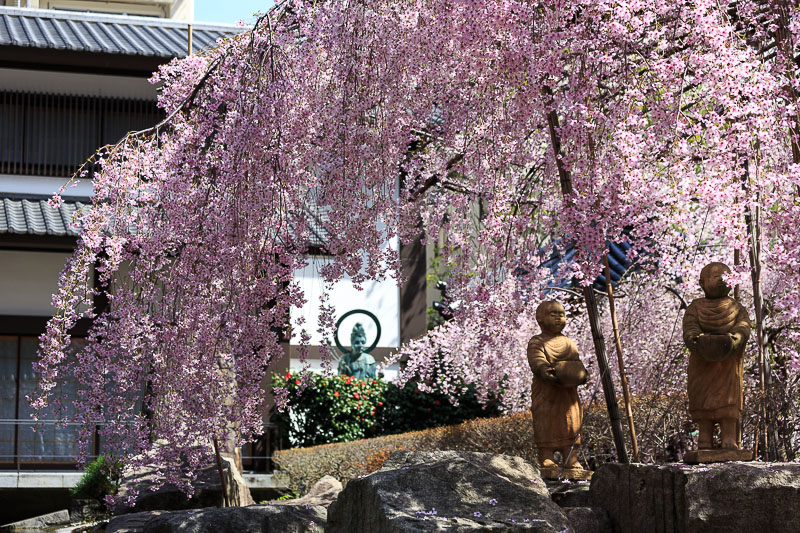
left=0, top=250, right=78, bottom=316
left=290, top=255, right=400, bottom=349
left=0, top=175, right=93, bottom=197
left=0, top=68, right=159, bottom=100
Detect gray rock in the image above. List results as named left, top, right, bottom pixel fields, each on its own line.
left=106, top=505, right=325, bottom=533
left=115, top=456, right=254, bottom=514
left=69, top=498, right=105, bottom=522
left=547, top=480, right=591, bottom=508
left=562, top=507, right=611, bottom=533
left=0, top=509, right=70, bottom=531
left=277, top=475, right=342, bottom=508
left=590, top=462, right=800, bottom=533
left=326, top=450, right=572, bottom=532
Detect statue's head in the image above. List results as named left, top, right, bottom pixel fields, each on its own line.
left=699, top=262, right=732, bottom=299
left=535, top=300, right=566, bottom=335
left=350, top=322, right=367, bottom=354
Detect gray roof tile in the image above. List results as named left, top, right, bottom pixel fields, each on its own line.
left=0, top=195, right=330, bottom=249
left=0, top=196, right=86, bottom=237
left=0, top=6, right=245, bottom=58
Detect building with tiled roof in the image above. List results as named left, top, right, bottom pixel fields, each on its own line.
left=0, top=4, right=249, bottom=522
left=0, top=6, right=425, bottom=520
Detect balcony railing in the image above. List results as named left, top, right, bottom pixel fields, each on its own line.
left=0, top=90, right=162, bottom=178
left=0, top=419, right=282, bottom=473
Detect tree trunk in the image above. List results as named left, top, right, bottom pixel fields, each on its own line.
left=544, top=87, right=629, bottom=463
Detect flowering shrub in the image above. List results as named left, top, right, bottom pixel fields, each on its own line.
left=272, top=372, right=501, bottom=447
left=273, top=372, right=388, bottom=447
left=34, top=0, right=800, bottom=495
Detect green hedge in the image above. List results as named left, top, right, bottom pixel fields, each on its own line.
left=273, top=411, right=534, bottom=494
left=273, top=395, right=693, bottom=494
left=271, top=372, right=501, bottom=448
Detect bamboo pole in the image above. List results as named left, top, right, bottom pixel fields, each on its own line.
left=544, top=87, right=629, bottom=463
left=604, top=254, right=640, bottom=462
left=733, top=247, right=743, bottom=449
left=743, top=158, right=783, bottom=460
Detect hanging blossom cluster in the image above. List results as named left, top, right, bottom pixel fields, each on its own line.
left=35, top=0, right=800, bottom=490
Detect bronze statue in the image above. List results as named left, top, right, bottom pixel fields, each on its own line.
left=527, top=301, right=590, bottom=476
left=682, top=262, right=752, bottom=462
left=337, top=323, right=377, bottom=379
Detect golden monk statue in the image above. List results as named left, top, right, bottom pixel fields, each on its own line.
left=682, top=262, right=752, bottom=461
left=527, top=301, right=589, bottom=474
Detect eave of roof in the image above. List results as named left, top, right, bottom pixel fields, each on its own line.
left=0, top=195, right=87, bottom=237
left=0, top=6, right=247, bottom=59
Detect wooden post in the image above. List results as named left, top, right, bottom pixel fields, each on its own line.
left=188, top=24, right=193, bottom=56
left=544, top=87, right=629, bottom=463
left=604, top=254, right=640, bottom=462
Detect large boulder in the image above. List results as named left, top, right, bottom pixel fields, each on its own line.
left=106, top=505, right=325, bottom=533
left=326, top=450, right=572, bottom=532
left=115, top=456, right=254, bottom=514
left=0, top=509, right=70, bottom=532
left=590, top=462, right=800, bottom=533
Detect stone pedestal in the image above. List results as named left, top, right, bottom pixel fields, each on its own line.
left=684, top=448, right=752, bottom=464
left=539, top=466, right=593, bottom=481
left=590, top=462, right=800, bottom=533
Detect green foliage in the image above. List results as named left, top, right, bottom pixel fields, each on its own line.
left=70, top=455, right=122, bottom=502
left=273, top=372, right=388, bottom=447
left=426, top=306, right=447, bottom=330
left=372, top=381, right=501, bottom=436
left=272, top=373, right=501, bottom=448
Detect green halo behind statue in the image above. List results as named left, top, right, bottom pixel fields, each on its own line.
left=334, top=309, right=381, bottom=380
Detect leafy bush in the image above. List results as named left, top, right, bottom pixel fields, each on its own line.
left=70, top=455, right=123, bottom=502
left=273, top=372, right=388, bottom=447
left=271, top=372, right=501, bottom=447
left=372, top=380, right=502, bottom=436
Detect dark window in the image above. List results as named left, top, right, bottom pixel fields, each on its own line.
left=0, top=91, right=162, bottom=178
left=0, top=335, right=98, bottom=468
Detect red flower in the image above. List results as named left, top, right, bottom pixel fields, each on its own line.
left=378, top=402, right=383, bottom=406
left=334, top=391, right=339, bottom=397
left=353, top=392, right=360, bottom=399
left=370, top=410, right=375, bottom=415
left=285, top=372, right=292, bottom=379
left=295, top=380, right=301, bottom=386
left=345, top=377, right=353, bottom=385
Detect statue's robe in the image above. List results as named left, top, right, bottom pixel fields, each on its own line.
left=338, top=352, right=377, bottom=379
left=527, top=334, right=583, bottom=448
left=682, top=297, right=751, bottom=421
